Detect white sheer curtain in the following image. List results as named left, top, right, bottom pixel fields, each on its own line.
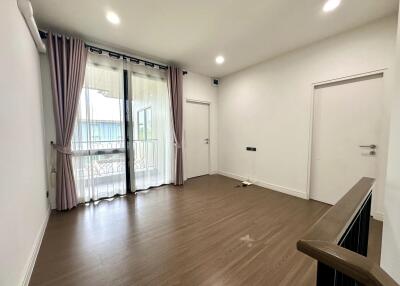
left=71, top=54, right=126, bottom=203
left=127, top=64, right=174, bottom=190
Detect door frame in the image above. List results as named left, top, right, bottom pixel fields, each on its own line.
left=306, top=69, right=387, bottom=202
left=185, top=99, right=211, bottom=179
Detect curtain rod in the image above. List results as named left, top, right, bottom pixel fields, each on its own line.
left=39, top=30, right=188, bottom=74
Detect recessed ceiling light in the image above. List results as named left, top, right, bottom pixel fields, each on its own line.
left=106, top=11, right=120, bottom=25
left=323, top=0, right=341, bottom=13
left=215, top=55, right=225, bottom=65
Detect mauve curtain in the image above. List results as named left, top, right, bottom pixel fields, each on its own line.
left=167, top=66, right=184, bottom=185
left=47, top=32, right=88, bottom=210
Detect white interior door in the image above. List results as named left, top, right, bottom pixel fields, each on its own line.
left=185, top=101, right=210, bottom=179
left=311, top=74, right=384, bottom=205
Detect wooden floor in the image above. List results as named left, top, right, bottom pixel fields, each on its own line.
left=30, top=175, right=382, bottom=286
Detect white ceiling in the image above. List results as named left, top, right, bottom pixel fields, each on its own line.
left=31, top=0, right=398, bottom=77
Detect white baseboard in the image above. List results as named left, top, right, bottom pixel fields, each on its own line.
left=218, top=171, right=383, bottom=220
left=217, top=170, right=308, bottom=200
left=255, top=179, right=308, bottom=200
left=21, top=205, right=51, bottom=286
left=218, top=170, right=246, bottom=182
left=372, top=211, right=384, bottom=222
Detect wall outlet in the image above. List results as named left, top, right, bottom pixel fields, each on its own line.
left=246, top=147, right=257, bottom=151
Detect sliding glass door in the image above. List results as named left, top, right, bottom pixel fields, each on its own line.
left=71, top=60, right=126, bottom=203
left=128, top=69, right=174, bottom=190
left=70, top=54, right=173, bottom=203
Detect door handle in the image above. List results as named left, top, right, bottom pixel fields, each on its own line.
left=359, top=144, right=377, bottom=149
left=204, top=138, right=209, bottom=144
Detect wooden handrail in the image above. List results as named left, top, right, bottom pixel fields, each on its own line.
left=297, top=177, right=399, bottom=286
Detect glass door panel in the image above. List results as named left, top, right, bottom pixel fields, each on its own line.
left=71, top=63, right=126, bottom=202
left=129, top=71, right=173, bottom=190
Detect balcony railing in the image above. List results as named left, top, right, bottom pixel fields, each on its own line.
left=71, top=139, right=158, bottom=178
left=132, top=139, right=158, bottom=171
left=71, top=139, right=159, bottom=199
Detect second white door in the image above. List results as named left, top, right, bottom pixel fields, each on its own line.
left=310, top=73, right=384, bottom=205
left=185, top=101, right=210, bottom=179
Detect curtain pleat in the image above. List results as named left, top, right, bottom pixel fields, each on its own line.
left=47, top=32, right=88, bottom=210
left=167, top=67, right=184, bottom=185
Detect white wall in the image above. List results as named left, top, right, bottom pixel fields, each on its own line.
left=0, top=0, right=49, bottom=285
left=381, top=2, right=400, bottom=282
left=218, top=16, right=397, bottom=217
left=40, top=55, right=57, bottom=208
left=183, top=72, right=219, bottom=178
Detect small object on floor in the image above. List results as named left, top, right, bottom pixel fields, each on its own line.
left=234, top=181, right=253, bottom=188
left=241, top=181, right=253, bottom=187
left=240, top=234, right=255, bottom=247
